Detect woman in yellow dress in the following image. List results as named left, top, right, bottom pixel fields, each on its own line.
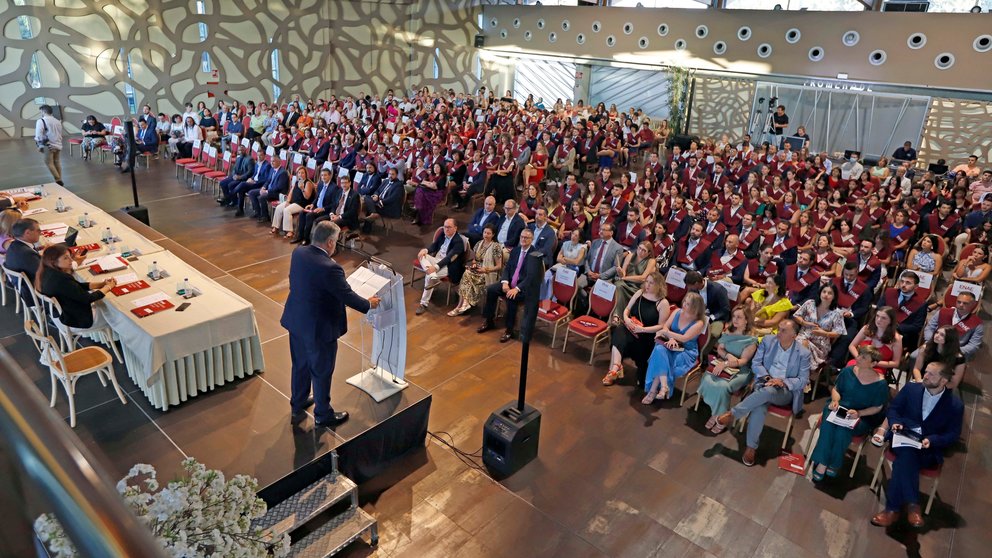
left=745, top=274, right=794, bottom=337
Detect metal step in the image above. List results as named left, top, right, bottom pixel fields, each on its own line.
left=254, top=472, right=356, bottom=541
left=288, top=505, right=378, bottom=558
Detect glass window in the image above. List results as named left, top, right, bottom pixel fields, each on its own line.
left=271, top=49, right=281, bottom=101
left=433, top=48, right=441, bottom=79
left=724, top=0, right=865, bottom=10
left=121, top=48, right=137, bottom=114
left=926, top=0, right=990, bottom=12
left=611, top=0, right=708, bottom=8
left=13, top=1, right=43, bottom=103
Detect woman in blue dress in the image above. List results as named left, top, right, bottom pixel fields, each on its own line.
left=642, top=292, right=707, bottom=404
left=809, top=345, right=889, bottom=481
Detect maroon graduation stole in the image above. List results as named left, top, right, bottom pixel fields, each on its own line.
left=889, top=224, right=914, bottom=245
left=701, top=221, right=726, bottom=244
left=747, top=259, right=778, bottom=284
left=766, top=234, right=797, bottom=257
left=831, top=230, right=856, bottom=248
left=777, top=203, right=797, bottom=221
left=938, top=308, right=982, bottom=337
left=708, top=250, right=746, bottom=279
left=813, top=250, right=840, bottom=272
left=618, top=222, right=643, bottom=247
left=791, top=225, right=814, bottom=248
left=856, top=255, right=881, bottom=280
left=677, top=237, right=712, bottom=265
left=883, top=288, right=926, bottom=321
left=786, top=264, right=820, bottom=295
left=927, top=213, right=959, bottom=237
left=723, top=205, right=744, bottom=228
left=833, top=277, right=868, bottom=309
left=653, top=234, right=674, bottom=257
left=738, top=227, right=761, bottom=250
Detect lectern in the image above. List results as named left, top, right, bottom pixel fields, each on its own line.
left=345, top=260, right=408, bottom=402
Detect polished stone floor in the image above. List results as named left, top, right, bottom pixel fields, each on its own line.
left=0, top=139, right=989, bottom=557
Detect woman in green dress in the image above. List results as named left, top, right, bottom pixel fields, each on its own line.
left=809, top=345, right=889, bottom=481
left=702, top=306, right=759, bottom=433
left=613, top=241, right=657, bottom=317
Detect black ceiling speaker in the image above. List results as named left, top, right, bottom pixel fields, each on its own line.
left=474, top=34, right=485, bottom=48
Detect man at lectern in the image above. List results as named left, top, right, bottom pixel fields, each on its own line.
left=281, top=221, right=380, bottom=427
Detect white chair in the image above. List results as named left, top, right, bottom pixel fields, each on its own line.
left=1, top=265, right=23, bottom=315
left=37, top=292, right=124, bottom=364
left=24, top=319, right=127, bottom=428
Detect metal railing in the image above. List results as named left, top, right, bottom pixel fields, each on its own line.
left=0, top=347, right=166, bottom=558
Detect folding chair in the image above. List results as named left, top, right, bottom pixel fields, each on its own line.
left=870, top=445, right=943, bottom=515
left=802, top=413, right=869, bottom=478
left=676, top=327, right=711, bottom=407
left=562, top=279, right=617, bottom=364
left=536, top=268, right=579, bottom=348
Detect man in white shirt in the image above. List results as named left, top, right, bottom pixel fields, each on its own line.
left=840, top=152, right=863, bottom=180
left=416, top=219, right=465, bottom=315
left=181, top=102, right=199, bottom=126
left=34, top=105, right=64, bottom=185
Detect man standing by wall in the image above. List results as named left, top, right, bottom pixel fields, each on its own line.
left=35, top=105, right=64, bottom=185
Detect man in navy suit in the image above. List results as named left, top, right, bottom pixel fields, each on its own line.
left=363, top=167, right=403, bottom=220
left=247, top=158, right=289, bottom=222
left=281, top=221, right=380, bottom=427
left=293, top=167, right=337, bottom=244
left=495, top=199, right=526, bottom=249
left=478, top=228, right=535, bottom=342
left=528, top=207, right=557, bottom=267
left=134, top=118, right=158, bottom=154
left=465, top=195, right=500, bottom=246
left=354, top=161, right=382, bottom=197
left=232, top=157, right=272, bottom=216
left=218, top=146, right=256, bottom=206
left=872, top=362, right=963, bottom=529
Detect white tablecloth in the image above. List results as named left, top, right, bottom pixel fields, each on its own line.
left=5, top=184, right=264, bottom=411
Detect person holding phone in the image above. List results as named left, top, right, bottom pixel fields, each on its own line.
left=808, top=345, right=888, bottom=482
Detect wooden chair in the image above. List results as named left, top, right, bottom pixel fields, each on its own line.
left=536, top=270, right=578, bottom=348
left=37, top=293, right=124, bottom=364
left=870, top=445, right=943, bottom=514
left=24, top=319, right=127, bottom=428
left=676, top=327, right=711, bottom=407
left=737, top=401, right=795, bottom=450
left=1, top=265, right=23, bottom=315
left=562, top=280, right=617, bottom=364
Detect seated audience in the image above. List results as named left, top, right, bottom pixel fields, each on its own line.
left=614, top=241, right=657, bottom=315
left=477, top=228, right=536, bottom=343
left=579, top=223, right=623, bottom=289
left=922, top=291, right=983, bottom=362
left=79, top=115, right=109, bottom=160
left=905, top=234, right=943, bottom=275
left=465, top=196, right=499, bottom=246
left=412, top=161, right=447, bottom=226
left=808, top=345, right=888, bottom=481
left=270, top=167, right=315, bottom=238
left=793, top=283, right=847, bottom=371
left=642, top=292, right=707, bottom=403
left=713, top=319, right=810, bottom=466
left=293, top=168, right=336, bottom=245
left=247, top=158, right=289, bottom=222
left=746, top=274, right=793, bottom=336
left=0, top=208, right=23, bottom=256
left=880, top=271, right=929, bottom=345
left=870, top=362, right=962, bottom=529
left=540, top=228, right=586, bottom=300
left=604, top=271, right=670, bottom=387
left=951, top=244, right=990, bottom=283
left=848, top=306, right=903, bottom=378
left=700, top=306, right=759, bottom=432
left=449, top=224, right=503, bottom=316
left=416, top=219, right=465, bottom=315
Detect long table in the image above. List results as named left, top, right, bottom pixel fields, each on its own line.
left=6, top=184, right=264, bottom=410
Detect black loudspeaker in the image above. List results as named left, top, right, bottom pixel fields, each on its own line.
left=482, top=402, right=542, bottom=478
left=123, top=205, right=150, bottom=226
left=667, top=133, right=698, bottom=151
left=474, top=34, right=485, bottom=48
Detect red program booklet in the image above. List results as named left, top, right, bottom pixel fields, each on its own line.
left=130, top=299, right=174, bottom=317
left=111, top=280, right=151, bottom=296
left=778, top=452, right=806, bottom=475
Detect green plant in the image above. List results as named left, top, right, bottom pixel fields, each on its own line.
left=667, top=65, right=692, bottom=137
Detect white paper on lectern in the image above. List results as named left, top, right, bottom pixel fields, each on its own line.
left=346, top=266, right=391, bottom=298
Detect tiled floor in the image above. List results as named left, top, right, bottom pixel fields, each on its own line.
left=1, top=139, right=989, bottom=557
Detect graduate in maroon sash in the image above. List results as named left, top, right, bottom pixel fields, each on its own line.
left=812, top=234, right=842, bottom=278
left=881, top=271, right=929, bottom=343
left=833, top=262, right=871, bottom=324
left=707, top=234, right=747, bottom=283
left=924, top=292, right=984, bottom=360
left=785, top=250, right=821, bottom=305
left=743, top=245, right=779, bottom=289
left=674, top=222, right=712, bottom=273
left=616, top=207, right=646, bottom=249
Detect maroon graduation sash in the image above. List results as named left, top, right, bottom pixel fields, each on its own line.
left=739, top=227, right=761, bottom=249
left=813, top=250, right=839, bottom=272
left=702, top=222, right=726, bottom=244
left=786, top=265, right=820, bottom=294
left=833, top=277, right=867, bottom=309
left=708, top=250, right=746, bottom=278
left=938, top=308, right=982, bottom=337
left=884, top=288, right=926, bottom=320
left=677, top=237, right=711, bottom=264
left=619, top=223, right=643, bottom=247
left=747, top=260, right=778, bottom=284
left=767, top=236, right=796, bottom=257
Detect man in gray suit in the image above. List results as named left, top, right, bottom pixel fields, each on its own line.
left=713, top=319, right=810, bottom=466
left=578, top=223, right=623, bottom=289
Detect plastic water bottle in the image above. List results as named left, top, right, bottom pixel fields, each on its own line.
left=183, top=278, right=191, bottom=297
left=82, top=212, right=90, bottom=227
left=102, top=227, right=111, bottom=242
left=149, top=261, right=160, bottom=280
left=55, top=197, right=65, bottom=212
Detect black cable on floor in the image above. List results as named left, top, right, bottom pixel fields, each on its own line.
left=428, top=430, right=487, bottom=473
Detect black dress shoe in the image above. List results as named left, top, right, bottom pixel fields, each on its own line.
left=477, top=321, right=495, bottom=334
left=315, top=412, right=349, bottom=427
left=500, top=330, right=515, bottom=343
left=290, top=237, right=303, bottom=244
left=234, top=210, right=245, bottom=217
left=216, top=197, right=226, bottom=205
left=304, top=396, right=314, bottom=408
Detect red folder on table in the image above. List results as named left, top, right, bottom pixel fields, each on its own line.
left=130, top=299, right=174, bottom=317
left=70, top=243, right=101, bottom=255
left=89, top=257, right=129, bottom=275
left=111, top=280, right=150, bottom=296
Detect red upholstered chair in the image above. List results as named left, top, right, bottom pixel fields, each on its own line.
left=188, top=146, right=219, bottom=190
left=737, top=401, right=795, bottom=450
left=802, top=413, right=869, bottom=477
left=870, top=446, right=943, bottom=514
left=562, top=281, right=617, bottom=364
left=536, top=271, right=579, bottom=348
left=67, top=136, right=83, bottom=157
left=174, top=138, right=204, bottom=179
left=203, top=150, right=233, bottom=195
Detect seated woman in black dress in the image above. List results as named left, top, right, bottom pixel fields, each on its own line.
left=603, top=271, right=671, bottom=387
left=37, top=244, right=116, bottom=330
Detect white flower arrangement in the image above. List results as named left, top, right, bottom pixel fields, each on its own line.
left=34, top=458, right=289, bottom=558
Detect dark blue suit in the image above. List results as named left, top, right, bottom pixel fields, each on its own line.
left=232, top=160, right=272, bottom=211
left=295, top=180, right=338, bottom=243
left=528, top=223, right=557, bottom=267
left=466, top=207, right=500, bottom=245
left=135, top=125, right=158, bottom=153
left=220, top=155, right=256, bottom=203
left=482, top=245, right=535, bottom=332
left=248, top=166, right=289, bottom=220
left=496, top=213, right=526, bottom=248
left=883, top=383, right=963, bottom=511
left=364, top=178, right=403, bottom=219
left=280, top=245, right=371, bottom=420
left=355, top=171, right=381, bottom=197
